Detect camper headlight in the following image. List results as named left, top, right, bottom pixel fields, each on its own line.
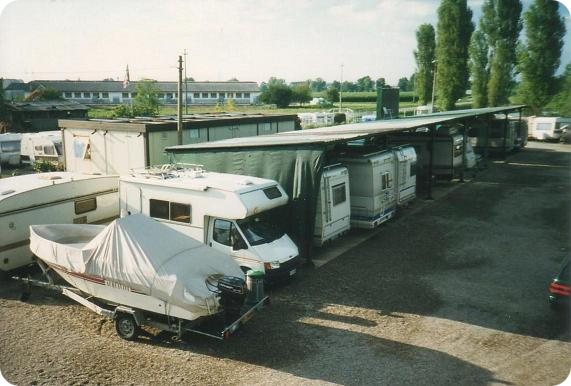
left=264, top=261, right=280, bottom=270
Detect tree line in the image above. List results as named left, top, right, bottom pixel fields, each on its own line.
left=413, top=0, right=567, bottom=115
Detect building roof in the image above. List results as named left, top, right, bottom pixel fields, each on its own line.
left=4, top=82, right=32, bottom=91
left=6, top=100, right=89, bottom=112
left=58, top=112, right=297, bottom=132
left=166, top=105, right=525, bottom=151
left=18, top=80, right=259, bottom=93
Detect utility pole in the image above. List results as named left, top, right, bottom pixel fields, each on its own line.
left=339, top=64, right=344, bottom=111
left=177, top=55, right=183, bottom=146
left=184, top=49, right=188, bottom=115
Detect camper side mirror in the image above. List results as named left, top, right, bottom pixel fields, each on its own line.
left=232, top=236, right=248, bottom=251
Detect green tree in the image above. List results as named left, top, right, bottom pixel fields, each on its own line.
left=132, top=80, right=160, bottom=116
left=325, top=86, right=339, bottom=102
left=413, top=23, right=436, bottom=105
left=310, top=78, right=327, bottom=92
left=397, top=77, right=410, bottom=91
left=436, top=0, right=474, bottom=110
left=549, top=63, right=571, bottom=116
left=330, top=81, right=341, bottom=91
left=517, top=0, right=566, bottom=115
left=291, top=84, right=312, bottom=105
left=356, top=76, right=374, bottom=92
left=480, top=0, right=522, bottom=106
left=260, top=83, right=293, bottom=108
left=469, top=30, right=489, bottom=108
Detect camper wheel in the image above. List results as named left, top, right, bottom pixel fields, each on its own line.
left=115, top=313, right=140, bottom=341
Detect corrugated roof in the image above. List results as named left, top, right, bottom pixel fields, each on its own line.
left=25, top=80, right=259, bottom=93
left=166, top=105, right=525, bottom=151
left=6, top=100, right=89, bottom=112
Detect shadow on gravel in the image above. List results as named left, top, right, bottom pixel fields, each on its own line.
left=131, top=302, right=501, bottom=386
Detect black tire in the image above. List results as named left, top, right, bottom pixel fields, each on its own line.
left=115, top=313, right=139, bottom=341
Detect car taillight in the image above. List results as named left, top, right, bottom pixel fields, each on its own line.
left=549, top=282, right=571, bottom=296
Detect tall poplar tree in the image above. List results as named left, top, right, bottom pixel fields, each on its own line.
left=436, top=0, right=474, bottom=111
left=469, top=30, right=489, bottom=108
left=480, top=0, right=522, bottom=106
left=517, top=0, right=566, bottom=115
left=413, top=24, right=436, bottom=105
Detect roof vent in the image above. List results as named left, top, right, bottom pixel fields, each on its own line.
left=38, top=175, right=63, bottom=181
left=1, top=189, right=16, bottom=196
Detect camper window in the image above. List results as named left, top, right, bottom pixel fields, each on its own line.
left=75, top=198, right=97, bottom=215
left=149, top=199, right=169, bottom=220
left=263, top=186, right=282, bottom=199
left=332, top=183, right=346, bottom=206
left=213, top=219, right=232, bottom=246
left=43, top=145, right=55, bottom=155
left=536, top=123, right=551, bottom=131
left=1, top=141, right=20, bottom=152
left=170, top=202, right=191, bottom=223
left=381, top=173, right=392, bottom=190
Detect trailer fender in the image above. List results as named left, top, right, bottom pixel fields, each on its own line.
left=114, top=306, right=145, bottom=326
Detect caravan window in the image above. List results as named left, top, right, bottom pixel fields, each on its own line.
left=75, top=197, right=97, bottom=214
left=263, top=186, right=282, bottom=199
left=332, top=183, right=346, bottom=206
left=43, top=145, right=55, bottom=155
left=149, top=199, right=169, bottom=220
left=170, top=202, right=191, bottom=223
left=410, top=161, right=417, bottom=177
left=536, top=123, right=552, bottom=131
left=213, top=219, right=232, bottom=246
left=150, top=199, right=191, bottom=223
left=381, top=173, right=392, bottom=190
left=0, top=141, right=20, bottom=152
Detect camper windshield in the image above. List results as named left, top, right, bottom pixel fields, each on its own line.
left=236, top=214, right=285, bottom=246
left=54, top=142, right=63, bottom=155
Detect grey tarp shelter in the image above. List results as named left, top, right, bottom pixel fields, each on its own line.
left=166, top=105, right=525, bottom=259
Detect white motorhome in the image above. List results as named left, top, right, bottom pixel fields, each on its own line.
left=392, top=145, right=417, bottom=206
left=528, top=117, right=571, bottom=141
left=0, top=172, right=119, bottom=272
left=20, top=131, right=64, bottom=165
left=314, top=164, right=351, bottom=246
left=339, top=150, right=397, bottom=229
left=0, top=133, right=22, bottom=166
left=119, top=165, right=300, bottom=282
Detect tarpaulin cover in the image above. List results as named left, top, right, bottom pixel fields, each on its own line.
left=169, top=147, right=325, bottom=257
left=30, top=214, right=244, bottom=317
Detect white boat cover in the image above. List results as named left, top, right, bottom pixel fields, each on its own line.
left=29, top=214, right=244, bottom=316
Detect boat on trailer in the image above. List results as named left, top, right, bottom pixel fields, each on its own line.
left=22, top=214, right=268, bottom=341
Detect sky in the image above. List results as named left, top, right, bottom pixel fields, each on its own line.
left=0, top=0, right=569, bottom=85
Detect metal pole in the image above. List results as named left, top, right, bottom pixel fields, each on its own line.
left=177, top=55, right=183, bottom=146
left=503, top=112, right=508, bottom=160
left=460, top=122, right=466, bottom=183
left=431, top=60, right=437, bottom=113
left=184, top=49, right=188, bottom=115
left=426, top=125, right=435, bottom=200
left=339, top=64, right=344, bottom=111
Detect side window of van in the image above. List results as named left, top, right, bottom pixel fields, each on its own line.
left=149, top=199, right=169, bottom=220
left=213, top=219, right=232, bottom=246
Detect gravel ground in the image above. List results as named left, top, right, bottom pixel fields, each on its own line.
left=1, top=141, right=570, bottom=385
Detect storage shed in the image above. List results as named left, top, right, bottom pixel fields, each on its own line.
left=165, top=106, right=525, bottom=259
left=59, top=113, right=298, bottom=174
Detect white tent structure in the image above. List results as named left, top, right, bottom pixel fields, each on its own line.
left=30, top=214, right=244, bottom=320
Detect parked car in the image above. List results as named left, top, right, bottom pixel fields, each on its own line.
left=549, top=256, right=570, bottom=309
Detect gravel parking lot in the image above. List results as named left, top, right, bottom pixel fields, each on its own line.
left=1, top=141, right=570, bottom=385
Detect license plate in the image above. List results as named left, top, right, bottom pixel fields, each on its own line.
left=289, top=268, right=296, bottom=276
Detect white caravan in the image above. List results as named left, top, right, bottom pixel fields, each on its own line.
left=339, top=150, right=397, bottom=229
left=0, top=133, right=22, bottom=166
left=392, top=145, right=417, bottom=206
left=314, top=164, right=351, bottom=246
left=119, top=165, right=300, bottom=282
left=0, top=172, right=119, bottom=272
left=20, top=131, right=63, bottom=165
left=528, top=117, right=571, bottom=141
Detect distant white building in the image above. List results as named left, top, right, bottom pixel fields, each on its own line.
left=4, top=80, right=261, bottom=105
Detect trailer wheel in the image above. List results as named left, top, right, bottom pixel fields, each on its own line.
left=115, top=314, right=139, bottom=341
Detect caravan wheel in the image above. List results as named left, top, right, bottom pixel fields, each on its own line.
left=115, top=314, right=140, bottom=341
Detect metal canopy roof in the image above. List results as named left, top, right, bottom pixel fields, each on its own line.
left=167, top=105, right=525, bottom=151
